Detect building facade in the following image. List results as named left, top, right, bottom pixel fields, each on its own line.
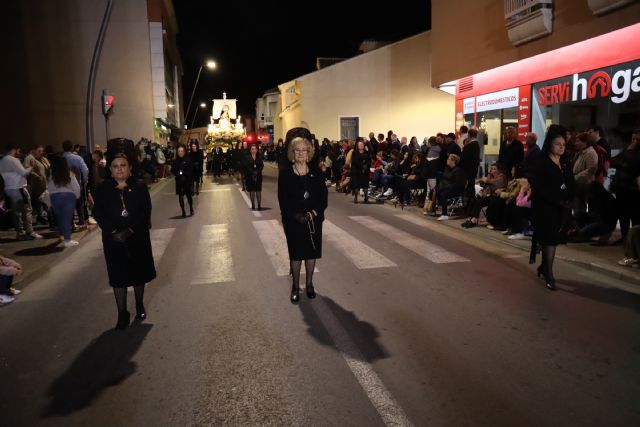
left=5, top=0, right=183, bottom=151
left=275, top=31, right=455, bottom=143
left=255, top=88, right=279, bottom=143
left=431, top=0, right=640, bottom=154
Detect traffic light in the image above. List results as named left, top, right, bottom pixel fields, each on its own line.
left=102, top=90, right=114, bottom=115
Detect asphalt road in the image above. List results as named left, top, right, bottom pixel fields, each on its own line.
left=1, top=164, right=639, bottom=426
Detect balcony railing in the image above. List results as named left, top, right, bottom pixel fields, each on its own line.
left=505, top=0, right=552, bottom=22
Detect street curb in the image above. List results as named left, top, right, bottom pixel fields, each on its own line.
left=376, top=196, right=640, bottom=289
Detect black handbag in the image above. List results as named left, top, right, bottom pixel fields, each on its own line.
left=112, top=228, right=133, bottom=243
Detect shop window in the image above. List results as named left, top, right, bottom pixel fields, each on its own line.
left=340, top=117, right=359, bottom=141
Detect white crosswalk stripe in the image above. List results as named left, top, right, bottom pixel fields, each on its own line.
left=253, top=219, right=318, bottom=276
left=150, top=228, right=176, bottom=265
left=324, top=220, right=397, bottom=269
left=191, top=224, right=235, bottom=284
left=350, top=216, right=469, bottom=264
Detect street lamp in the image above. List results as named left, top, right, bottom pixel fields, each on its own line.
left=184, top=60, right=216, bottom=128
left=190, top=101, right=209, bottom=129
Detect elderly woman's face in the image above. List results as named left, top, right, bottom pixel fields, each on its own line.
left=293, top=141, right=309, bottom=162
left=551, top=136, right=566, bottom=156
left=177, top=147, right=186, bottom=158
left=110, top=157, right=131, bottom=181
left=357, top=141, right=365, bottom=151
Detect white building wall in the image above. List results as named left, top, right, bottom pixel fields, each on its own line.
left=279, top=31, right=455, bottom=141
left=149, top=21, right=166, bottom=121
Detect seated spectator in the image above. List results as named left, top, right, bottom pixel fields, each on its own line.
left=505, top=180, right=532, bottom=240
left=436, top=154, right=466, bottom=220
left=397, top=153, right=426, bottom=206
left=618, top=224, right=640, bottom=267
left=369, top=151, right=387, bottom=193
left=0, top=255, right=22, bottom=305
left=486, top=166, right=527, bottom=230
left=569, top=181, right=617, bottom=244
left=461, top=163, right=507, bottom=228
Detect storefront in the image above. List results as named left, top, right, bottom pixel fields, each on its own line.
left=455, top=23, right=640, bottom=158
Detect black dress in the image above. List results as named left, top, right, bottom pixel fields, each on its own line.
left=351, top=150, right=371, bottom=190
left=189, top=150, right=204, bottom=182
left=531, top=155, right=574, bottom=246
left=93, top=178, right=156, bottom=288
left=172, top=156, right=195, bottom=196
left=278, top=165, right=328, bottom=260
left=244, top=154, right=264, bottom=191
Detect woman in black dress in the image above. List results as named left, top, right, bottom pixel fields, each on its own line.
left=189, top=142, right=204, bottom=195
left=278, top=128, right=328, bottom=304
left=531, top=129, right=574, bottom=290
left=351, top=139, right=371, bottom=203
left=244, top=143, right=264, bottom=210
left=94, top=153, right=156, bottom=329
left=172, top=145, right=195, bottom=217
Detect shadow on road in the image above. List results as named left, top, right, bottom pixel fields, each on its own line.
left=299, top=295, right=388, bottom=362
left=14, top=241, right=64, bottom=256
left=41, top=323, right=153, bottom=418
left=560, top=279, right=640, bottom=312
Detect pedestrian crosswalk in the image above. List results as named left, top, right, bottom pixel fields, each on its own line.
left=145, top=214, right=470, bottom=285
left=350, top=216, right=470, bottom=264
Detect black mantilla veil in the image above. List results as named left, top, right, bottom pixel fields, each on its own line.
left=279, top=127, right=313, bottom=170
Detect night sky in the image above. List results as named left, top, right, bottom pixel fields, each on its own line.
left=174, top=1, right=431, bottom=127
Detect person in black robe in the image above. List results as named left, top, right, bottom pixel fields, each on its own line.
left=350, top=139, right=371, bottom=203
left=244, top=143, right=264, bottom=210
left=278, top=127, right=328, bottom=304
left=189, top=141, right=204, bottom=195
left=531, top=129, right=574, bottom=290
left=172, top=145, right=195, bottom=217
left=93, top=152, right=156, bottom=329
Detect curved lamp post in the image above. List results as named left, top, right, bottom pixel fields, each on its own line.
left=184, top=60, right=216, bottom=128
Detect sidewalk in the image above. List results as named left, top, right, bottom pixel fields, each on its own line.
left=0, top=178, right=173, bottom=291
left=381, top=197, right=640, bottom=290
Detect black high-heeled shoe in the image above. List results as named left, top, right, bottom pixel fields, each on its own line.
left=545, top=280, right=556, bottom=291
left=136, top=304, right=146, bottom=321
left=306, top=283, right=316, bottom=299
left=290, top=287, right=300, bottom=304
left=115, top=310, right=130, bottom=330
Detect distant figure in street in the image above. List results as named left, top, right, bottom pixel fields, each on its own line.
left=244, top=143, right=264, bottom=210
left=94, top=152, right=156, bottom=329
left=172, top=145, right=195, bottom=217
left=278, top=128, right=328, bottom=304
left=189, top=141, right=204, bottom=195
left=531, top=129, right=574, bottom=291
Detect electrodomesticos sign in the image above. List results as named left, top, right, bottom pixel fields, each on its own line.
left=537, top=59, right=640, bottom=106
left=475, top=88, right=519, bottom=113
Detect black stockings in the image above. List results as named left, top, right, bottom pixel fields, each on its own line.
left=540, top=245, right=557, bottom=283
left=113, top=285, right=145, bottom=313
left=304, top=259, right=316, bottom=287
left=291, top=260, right=302, bottom=289
left=290, top=259, right=316, bottom=289
left=249, top=191, right=262, bottom=209
left=178, top=194, right=193, bottom=214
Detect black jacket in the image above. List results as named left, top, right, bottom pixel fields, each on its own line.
left=93, top=178, right=156, bottom=288
left=460, top=140, right=480, bottom=178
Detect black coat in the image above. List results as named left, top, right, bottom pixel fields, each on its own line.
left=93, top=178, right=156, bottom=288
left=350, top=150, right=371, bottom=189
left=531, top=155, right=574, bottom=246
left=460, top=140, right=480, bottom=179
left=189, top=150, right=204, bottom=178
left=243, top=154, right=264, bottom=191
left=278, top=165, right=328, bottom=260
left=498, top=139, right=525, bottom=174
left=172, top=156, right=195, bottom=195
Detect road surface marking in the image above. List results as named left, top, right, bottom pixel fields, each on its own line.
left=238, top=188, right=262, bottom=217
left=253, top=219, right=318, bottom=276
left=164, top=188, right=230, bottom=195
left=324, top=220, right=397, bottom=269
left=395, top=214, right=522, bottom=258
left=312, top=297, right=414, bottom=427
left=151, top=228, right=176, bottom=265
left=191, top=224, right=235, bottom=284
left=352, top=216, right=469, bottom=263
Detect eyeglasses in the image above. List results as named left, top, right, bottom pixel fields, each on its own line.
left=294, top=148, right=308, bottom=153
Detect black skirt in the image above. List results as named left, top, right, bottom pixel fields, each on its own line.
left=245, top=172, right=263, bottom=191
left=283, top=218, right=323, bottom=260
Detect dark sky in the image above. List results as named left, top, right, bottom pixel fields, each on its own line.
left=175, top=1, right=431, bottom=127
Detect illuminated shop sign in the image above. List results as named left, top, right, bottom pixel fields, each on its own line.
left=537, top=59, right=640, bottom=106
left=475, top=88, right=519, bottom=113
